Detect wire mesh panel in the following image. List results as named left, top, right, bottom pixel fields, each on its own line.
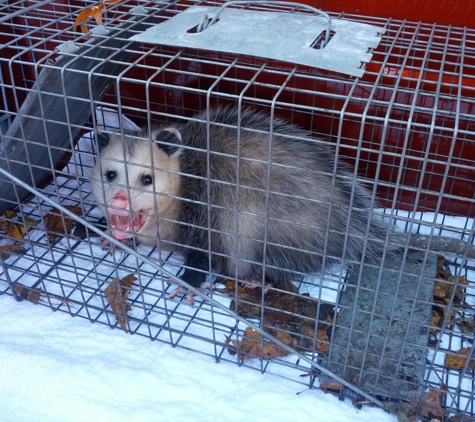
left=1, top=0, right=475, bottom=419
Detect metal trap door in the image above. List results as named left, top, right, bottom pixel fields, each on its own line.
left=130, top=2, right=385, bottom=77
left=321, top=250, right=436, bottom=401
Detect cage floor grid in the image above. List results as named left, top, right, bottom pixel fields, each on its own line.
left=1, top=164, right=474, bottom=416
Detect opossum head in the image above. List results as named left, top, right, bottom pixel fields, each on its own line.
left=91, top=127, right=182, bottom=243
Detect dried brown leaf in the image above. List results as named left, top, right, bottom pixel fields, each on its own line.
left=24, top=216, right=39, bottom=228
left=444, top=347, right=474, bottom=370
left=104, top=274, right=137, bottom=332
left=1, top=212, right=39, bottom=239
left=447, top=316, right=474, bottom=330
left=228, top=327, right=289, bottom=361
left=218, top=278, right=247, bottom=294
left=5, top=222, right=24, bottom=240
left=434, top=280, right=450, bottom=300
left=316, top=327, right=330, bottom=353
left=0, top=244, right=26, bottom=260
left=13, top=283, right=28, bottom=298
left=225, top=335, right=235, bottom=354
left=73, top=3, right=104, bottom=34
left=12, top=282, right=42, bottom=304
left=44, top=206, right=82, bottom=243
left=275, top=329, right=293, bottom=346
left=430, top=311, right=442, bottom=334
left=0, top=211, right=14, bottom=230
left=221, top=277, right=333, bottom=355
left=26, top=289, right=42, bottom=305
left=437, top=256, right=452, bottom=277
left=436, top=257, right=468, bottom=302
left=73, top=0, right=123, bottom=35
left=412, top=389, right=445, bottom=420
left=319, top=381, right=342, bottom=390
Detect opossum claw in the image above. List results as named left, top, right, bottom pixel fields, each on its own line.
left=241, top=278, right=274, bottom=293
left=169, top=281, right=215, bottom=305
left=200, top=281, right=215, bottom=291
left=169, top=286, right=194, bottom=304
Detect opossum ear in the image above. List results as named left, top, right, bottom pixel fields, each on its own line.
left=155, top=128, right=182, bottom=157
left=96, top=132, right=110, bottom=153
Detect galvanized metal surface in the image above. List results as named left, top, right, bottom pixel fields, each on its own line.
left=322, top=250, right=436, bottom=401
left=131, top=5, right=385, bottom=77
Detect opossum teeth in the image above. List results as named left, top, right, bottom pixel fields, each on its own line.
left=108, top=211, right=147, bottom=241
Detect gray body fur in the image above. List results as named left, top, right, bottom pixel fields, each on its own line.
left=92, top=108, right=398, bottom=288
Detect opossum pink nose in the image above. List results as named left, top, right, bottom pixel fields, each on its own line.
left=114, top=190, right=128, bottom=201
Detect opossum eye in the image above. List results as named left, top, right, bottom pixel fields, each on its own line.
left=141, top=174, right=153, bottom=185
left=105, top=170, right=116, bottom=182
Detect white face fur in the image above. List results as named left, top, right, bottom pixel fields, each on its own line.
left=91, top=130, right=182, bottom=245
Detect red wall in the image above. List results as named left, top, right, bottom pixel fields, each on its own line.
left=307, top=0, right=475, bottom=27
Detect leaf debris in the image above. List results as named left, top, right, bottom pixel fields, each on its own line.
left=43, top=205, right=82, bottom=243
left=12, top=282, right=42, bottom=305
left=73, top=0, right=125, bottom=36
left=0, top=244, right=27, bottom=260
left=444, top=347, right=475, bottom=371
left=226, top=327, right=290, bottom=361
left=104, top=274, right=137, bottom=332
left=1, top=210, right=39, bottom=241
left=431, top=256, right=473, bottom=339
left=220, top=278, right=333, bottom=360
left=411, top=389, right=445, bottom=420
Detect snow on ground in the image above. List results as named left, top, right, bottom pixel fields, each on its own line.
left=0, top=293, right=397, bottom=422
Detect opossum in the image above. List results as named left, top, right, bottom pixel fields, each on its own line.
left=91, top=107, right=475, bottom=304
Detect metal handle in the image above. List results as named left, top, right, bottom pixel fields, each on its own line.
left=197, top=1, right=332, bottom=47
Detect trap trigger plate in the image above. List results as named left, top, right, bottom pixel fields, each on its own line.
left=130, top=6, right=385, bottom=77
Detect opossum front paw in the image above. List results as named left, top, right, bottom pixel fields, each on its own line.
left=241, top=278, right=274, bottom=293
left=169, top=281, right=215, bottom=305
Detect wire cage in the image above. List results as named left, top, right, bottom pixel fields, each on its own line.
left=1, top=0, right=475, bottom=419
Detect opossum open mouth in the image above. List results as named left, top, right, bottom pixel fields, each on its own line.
left=108, top=209, right=147, bottom=240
